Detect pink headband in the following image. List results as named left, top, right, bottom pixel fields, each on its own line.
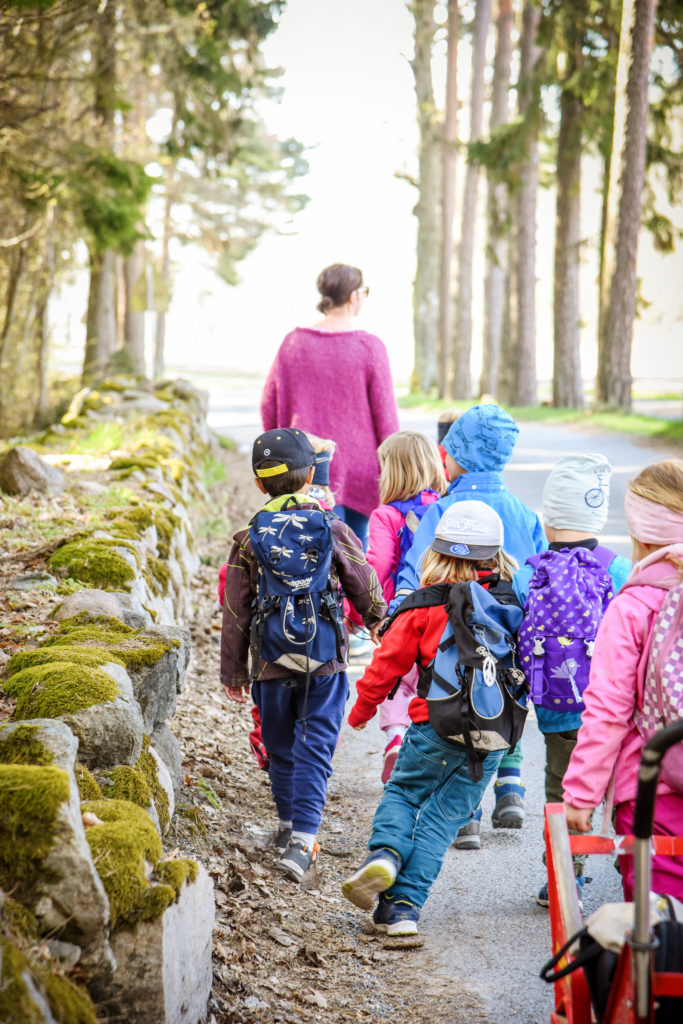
left=625, top=489, right=683, bottom=546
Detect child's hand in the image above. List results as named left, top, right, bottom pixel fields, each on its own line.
left=351, top=721, right=368, bottom=731
left=224, top=685, right=247, bottom=703
left=564, top=803, right=592, bottom=833
left=370, top=621, right=384, bottom=645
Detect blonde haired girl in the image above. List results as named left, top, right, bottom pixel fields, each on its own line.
left=563, top=458, right=683, bottom=901
left=350, top=431, right=446, bottom=781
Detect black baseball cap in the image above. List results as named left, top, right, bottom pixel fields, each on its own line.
left=252, top=428, right=316, bottom=479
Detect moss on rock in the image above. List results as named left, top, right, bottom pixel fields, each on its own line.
left=81, top=799, right=176, bottom=930
left=144, top=555, right=171, bottom=595
left=0, top=724, right=53, bottom=766
left=0, top=937, right=96, bottom=1024
left=137, top=736, right=170, bottom=831
left=98, top=765, right=152, bottom=810
left=41, top=615, right=179, bottom=672
left=5, top=662, right=119, bottom=720
left=155, top=857, right=199, bottom=899
left=75, top=763, right=101, bottom=801
left=8, top=645, right=125, bottom=677
left=49, top=538, right=137, bottom=590
left=0, top=765, right=70, bottom=896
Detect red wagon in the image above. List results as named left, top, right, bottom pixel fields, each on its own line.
left=542, top=721, right=683, bottom=1024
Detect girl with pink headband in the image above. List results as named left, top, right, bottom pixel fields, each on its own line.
left=562, top=459, right=683, bottom=900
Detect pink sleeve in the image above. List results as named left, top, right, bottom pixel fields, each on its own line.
left=260, top=352, right=279, bottom=430
left=218, top=561, right=227, bottom=604
left=562, top=596, right=644, bottom=809
left=366, top=505, right=402, bottom=593
left=367, top=339, right=400, bottom=446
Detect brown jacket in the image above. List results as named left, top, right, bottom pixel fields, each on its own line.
left=220, top=501, right=386, bottom=688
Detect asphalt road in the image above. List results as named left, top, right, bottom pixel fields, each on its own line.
left=204, top=376, right=680, bottom=1023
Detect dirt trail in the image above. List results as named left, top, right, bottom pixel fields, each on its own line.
left=177, top=447, right=492, bottom=1024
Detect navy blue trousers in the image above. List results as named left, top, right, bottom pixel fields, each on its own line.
left=252, top=672, right=349, bottom=833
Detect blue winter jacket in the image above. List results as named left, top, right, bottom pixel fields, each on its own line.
left=390, top=470, right=547, bottom=611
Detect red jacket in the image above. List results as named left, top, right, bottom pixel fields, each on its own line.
left=348, top=570, right=495, bottom=729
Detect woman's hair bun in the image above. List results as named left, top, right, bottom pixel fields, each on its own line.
left=317, top=263, right=363, bottom=312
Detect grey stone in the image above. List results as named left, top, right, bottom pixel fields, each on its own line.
left=0, top=719, right=114, bottom=977
left=149, top=743, right=175, bottom=828
left=46, top=939, right=82, bottom=970
left=60, top=662, right=144, bottom=769
left=66, top=479, right=107, bottom=496
left=118, top=396, right=170, bottom=415
left=6, top=571, right=58, bottom=591
left=52, top=589, right=153, bottom=629
left=103, top=863, right=214, bottom=1024
left=150, top=723, right=183, bottom=797
left=0, top=446, right=65, bottom=496
left=128, top=626, right=191, bottom=731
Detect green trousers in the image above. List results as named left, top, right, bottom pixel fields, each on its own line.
left=543, top=729, right=588, bottom=876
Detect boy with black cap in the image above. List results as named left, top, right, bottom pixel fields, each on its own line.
left=221, top=427, right=386, bottom=882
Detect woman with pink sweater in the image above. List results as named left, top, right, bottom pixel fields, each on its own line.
left=260, top=263, right=399, bottom=549
left=563, top=459, right=683, bottom=901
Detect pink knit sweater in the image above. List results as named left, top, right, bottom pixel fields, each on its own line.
left=260, top=327, right=400, bottom=516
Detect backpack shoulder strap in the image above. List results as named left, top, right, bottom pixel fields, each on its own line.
left=590, top=545, right=616, bottom=572
left=379, top=582, right=451, bottom=637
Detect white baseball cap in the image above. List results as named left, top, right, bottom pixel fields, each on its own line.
left=430, top=500, right=504, bottom=561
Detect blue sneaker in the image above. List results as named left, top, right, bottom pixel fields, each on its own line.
left=492, top=782, right=525, bottom=829
left=372, top=893, right=420, bottom=936
left=342, top=848, right=401, bottom=911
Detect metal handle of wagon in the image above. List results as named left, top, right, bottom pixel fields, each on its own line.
left=630, top=719, right=683, bottom=1021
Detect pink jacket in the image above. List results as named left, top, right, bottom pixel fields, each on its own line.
left=260, top=327, right=400, bottom=516
left=563, top=544, right=683, bottom=810
left=347, top=490, right=440, bottom=625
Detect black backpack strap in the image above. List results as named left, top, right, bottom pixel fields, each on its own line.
left=379, top=583, right=452, bottom=638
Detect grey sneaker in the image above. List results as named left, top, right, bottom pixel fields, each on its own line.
left=452, top=819, right=481, bottom=850
left=271, top=825, right=292, bottom=856
left=491, top=792, right=525, bottom=829
left=276, top=839, right=319, bottom=882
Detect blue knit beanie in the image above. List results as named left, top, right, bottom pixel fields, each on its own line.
left=441, top=404, right=519, bottom=473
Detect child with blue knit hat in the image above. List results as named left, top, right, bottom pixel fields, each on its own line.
left=391, top=403, right=547, bottom=846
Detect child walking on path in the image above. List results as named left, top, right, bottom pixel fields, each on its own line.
left=348, top=431, right=446, bottom=781
left=342, top=502, right=524, bottom=936
left=391, top=404, right=547, bottom=844
left=563, top=459, right=683, bottom=902
left=220, top=428, right=386, bottom=882
left=512, top=454, right=631, bottom=908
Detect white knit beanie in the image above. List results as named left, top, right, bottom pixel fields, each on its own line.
left=542, top=454, right=612, bottom=533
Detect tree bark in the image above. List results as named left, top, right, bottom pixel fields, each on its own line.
left=82, top=0, right=117, bottom=386
left=154, top=184, right=173, bottom=380
left=451, top=0, right=492, bottom=400
left=481, top=0, right=513, bottom=399
left=410, top=0, right=441, bottom=393
left=438, top=0, right=459, bottom=397
left=123, top=240, right=146, bottom=376
left=510, top=0, right=542, bottom=407
left=598, top=0, right=655, bottom=410
left=553, top=86, right=584, bottom=408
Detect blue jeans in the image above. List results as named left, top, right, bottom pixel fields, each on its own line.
left=369, top=721, right=504, bottom=906
left=333, top=504, right=369, bottom=551
left=252, top=672, right=349, bottom=833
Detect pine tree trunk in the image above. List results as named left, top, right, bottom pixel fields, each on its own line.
left=511, top=0, right=541, bottom=407
left=84, top=248, right=117, bottom=384
left=123, top=240, right=146, bottom=377
left=451, top=0, right=492, bottom=400
left=438, top=0, right=459, bottom=397
left=481, top=0, right=513, bottom=399
left=553, top=87, right=584, bottom=408
left=411, top=0, right=441, bottom=393
left=154, top=186, right=173, bottom=380
left=598, top=0, right=654, bottom=410
left=83, top=0, right=117, bottom=386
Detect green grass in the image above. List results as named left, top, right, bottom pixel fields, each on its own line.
left=398, top=394, right=683, bottom=445
left=200, top=454, right=227, bottom=488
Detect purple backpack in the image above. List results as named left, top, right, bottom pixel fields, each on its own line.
left=634, top=582, right=683, bottom=793
left=517, top=546, right=615, bottom=713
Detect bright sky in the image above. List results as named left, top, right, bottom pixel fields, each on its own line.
left=54, top=0, right=683, bottom=392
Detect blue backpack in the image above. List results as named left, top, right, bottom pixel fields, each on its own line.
left=385, top=577, right=528, bottom=779
left=249, top=499, right=344, bottom=676
left=388, top=492, right=438, bottom=586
